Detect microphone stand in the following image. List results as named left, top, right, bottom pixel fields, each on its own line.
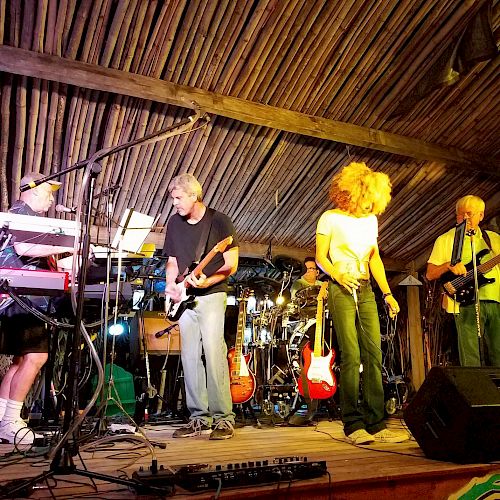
left=468, top=229, right=485, bottom=366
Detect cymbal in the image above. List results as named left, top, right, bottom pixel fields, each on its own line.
left=272, top=254, right=302, bottom=273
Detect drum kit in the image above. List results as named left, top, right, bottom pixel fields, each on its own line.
left=244, top=284, right=327, bottom=419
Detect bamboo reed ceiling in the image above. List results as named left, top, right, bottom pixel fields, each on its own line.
left=0, top=0, right=499, bottom=267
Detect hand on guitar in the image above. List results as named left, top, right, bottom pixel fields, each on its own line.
left=166, top=282, right=182, bottom=303
left=185, top=272, right=209, bottom=288
left=447, top=261, right=467, bottom=276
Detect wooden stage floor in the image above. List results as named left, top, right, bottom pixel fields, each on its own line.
left=0, top=417, right=499, bottom=499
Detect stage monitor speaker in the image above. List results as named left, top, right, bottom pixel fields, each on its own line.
left=403, top=366, right=500, bottom=463
left=139, top=311, right=181, bottom=355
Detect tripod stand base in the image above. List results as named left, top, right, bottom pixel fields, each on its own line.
left=1, top=450, right=173, bottom=498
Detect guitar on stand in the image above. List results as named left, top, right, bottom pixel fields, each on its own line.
left=297, top=282, right=336, bottom=400
left=228, top=289, right=256, bottom=404
left=165, top=236, right=233, bottom=321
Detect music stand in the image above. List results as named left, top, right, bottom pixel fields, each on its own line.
left=96, top=208, right=155, bottom=431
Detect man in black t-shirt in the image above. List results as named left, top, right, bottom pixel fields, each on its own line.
left=164, top=174, right=238, bottom=440
left=0, top=172, right=65, bottom=446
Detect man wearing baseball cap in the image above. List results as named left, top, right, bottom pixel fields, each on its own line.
left=0, top=171, right=67, bottom=446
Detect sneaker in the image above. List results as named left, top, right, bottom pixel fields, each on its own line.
left=209, top=420, right=234, bottom=440
left=172, top=419, right=212, bottom=438
left=372, top=428, right=409, bottom=443
left=0, top=419, right=39, bottom=445
left=347, top=429, right=375, bottom=445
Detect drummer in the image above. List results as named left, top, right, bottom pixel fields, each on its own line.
left=290, top=257, right=324, bottom=299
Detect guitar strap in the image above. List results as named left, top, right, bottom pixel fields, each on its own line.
left=482, top=229, right=493, bottom=252
left=194, top=207, right=214, bottom=264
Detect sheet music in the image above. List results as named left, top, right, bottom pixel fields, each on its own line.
left=112, top=209, right=154, bottom=253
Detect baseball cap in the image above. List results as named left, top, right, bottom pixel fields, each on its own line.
left=20, top=172, right=62, bottom=191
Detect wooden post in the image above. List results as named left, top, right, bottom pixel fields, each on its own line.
left=406, top=269, right=426, bottom=391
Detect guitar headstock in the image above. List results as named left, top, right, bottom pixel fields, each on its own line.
left=318, top=281, right=328, bottom=301
left=213, top=236, right=233, bottom=254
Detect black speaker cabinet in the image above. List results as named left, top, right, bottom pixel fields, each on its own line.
left=403, top=366, right=500, bottom=463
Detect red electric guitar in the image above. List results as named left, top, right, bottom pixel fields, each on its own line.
left=297, top=282, right=337, bottom=399
left=228, top=289, right=256, bottom=404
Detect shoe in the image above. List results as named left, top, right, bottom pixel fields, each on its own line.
left=0, top=419, right=40, bottom=445
left=372, top=428, right=409, bottom=443
left=347, top=429, right=375, bottom=445
left=172, top=419, right=212, bottom=438
left=209, top=420, right=234, bottom=440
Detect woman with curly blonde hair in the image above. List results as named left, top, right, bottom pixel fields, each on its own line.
left=316, top=162, right=408, bottom=445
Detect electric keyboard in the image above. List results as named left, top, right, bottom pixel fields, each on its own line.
left=0, top=268, right=69, bottom=294
left=0, top=211, right=78, bottom=247
left=0, top=268, right=132, bottom=301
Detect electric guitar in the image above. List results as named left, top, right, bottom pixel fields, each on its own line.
left=228, top=289, right=256, bottom=404
left=441, top=248, right=500, bottom=305
left=165, top=236, right=233, bottom=321
left=297, top=282, right=337, bottom=400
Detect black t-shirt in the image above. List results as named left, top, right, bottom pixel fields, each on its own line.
left=163, top=208, right=238, bottom=295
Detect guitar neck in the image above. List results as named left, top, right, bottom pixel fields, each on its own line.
left=233, top=300, right=247, bottom=370
left=313, top=299, right=324, bottom=357
left=192, top=248, right=219, bottom=277
left=477, top=253, right=500, bottom=275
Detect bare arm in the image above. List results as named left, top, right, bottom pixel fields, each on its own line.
left=368, top=245, right=391, bottom=296
left=14, top=242, right=75, bottom=258
left=426, top=261, right=466, bottom=281
left=369, top=245, right=400, bottom=318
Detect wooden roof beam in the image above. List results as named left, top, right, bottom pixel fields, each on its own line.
left=0, top=45, right=497, bottom=174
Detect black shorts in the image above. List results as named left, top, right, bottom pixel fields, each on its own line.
left=0, top=313, right=48, bottom=356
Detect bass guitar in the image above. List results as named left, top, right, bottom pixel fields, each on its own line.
left=441, top=248, right=500, bottom=305
left=297, top=282, right=337, bottom=400
left=165, top=236, right=233, bottom=321
left=228, top=289, right=256, bottom=404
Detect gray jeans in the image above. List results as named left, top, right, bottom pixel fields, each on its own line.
left=178, top=292, right=235, bottom=425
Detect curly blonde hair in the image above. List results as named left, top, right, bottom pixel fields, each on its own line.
left=329, top=162, right=392, bottom=215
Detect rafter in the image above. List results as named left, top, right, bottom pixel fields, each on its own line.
left=0, top=45, right=497, bottom=174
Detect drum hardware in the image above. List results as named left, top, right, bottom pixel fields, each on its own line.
left=261, top=399, right=274, bottom=416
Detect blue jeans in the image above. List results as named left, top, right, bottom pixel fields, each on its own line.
left=328, top=281, right=385, bottom=436
left=178, top=292, right=235, bottom=425
left=454, top=301, right=500, bottom=367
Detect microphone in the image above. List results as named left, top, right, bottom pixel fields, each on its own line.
left=55, top=204, right=77, bottom=213
left=155, top=323, right=177, bottom=338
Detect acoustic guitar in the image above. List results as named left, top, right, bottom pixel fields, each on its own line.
left=228, top=289, right=256, bottom=404
left=297, top=282, right=337, bottom=400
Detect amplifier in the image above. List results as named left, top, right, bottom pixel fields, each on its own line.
left=139, top=311, right=181, bottom=355
left=133, top=456, right=327, bottom=491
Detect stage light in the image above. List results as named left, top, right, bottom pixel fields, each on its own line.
left=276, top=294, right=285, bottom=306
left=108, top=322, right=125, bottom=336
left=247, top=294, right=257, bottom=313
left=227, top=295, right=236, bottom=306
